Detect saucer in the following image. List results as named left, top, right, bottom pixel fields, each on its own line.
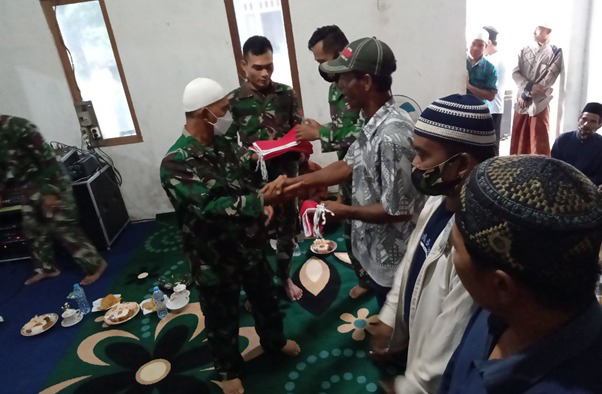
left=61, top=312, right=83, bottom=328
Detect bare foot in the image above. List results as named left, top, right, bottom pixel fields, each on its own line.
left=221, top=378, right=244, bottom=394
left=281, top=339, right=301, bottom=357
left=24, top=270, right=60, bottom=285
left=80, top=260, right=107, bottom=285
left=284, top=278, right=303, bottom=301
left=349, top=285, right=371, bottom=299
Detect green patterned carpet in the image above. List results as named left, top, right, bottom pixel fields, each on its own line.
left=41, top=218, right=387, bottom=394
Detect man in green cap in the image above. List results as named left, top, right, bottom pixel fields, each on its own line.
left=296, top=25, right=369, bottom=299
left=226, top=35, right=304, bottom=301
left=263, top=37, right=424, bottom=307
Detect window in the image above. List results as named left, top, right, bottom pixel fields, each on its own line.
left=224, top=0, right=303, bottom=108
left=41, top=0, right=142, bottom=146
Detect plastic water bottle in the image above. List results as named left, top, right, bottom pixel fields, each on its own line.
left=73, top=284, right=90, bottom=315
left=293, top=242, right=301, bottom=257
left=153, top=286, right=168, bottom=319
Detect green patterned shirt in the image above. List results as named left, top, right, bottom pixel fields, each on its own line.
left=225, top=81, right=303, bottom=147
left=319, top=83, right=363, bottom=160
left=160, top=130, right=266, bottom=286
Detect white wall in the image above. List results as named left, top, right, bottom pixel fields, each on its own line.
left=0, top=0, right=465, bottom=219
left=289, top=0, right=466, bottom=166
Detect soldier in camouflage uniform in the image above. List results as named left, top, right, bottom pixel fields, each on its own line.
left=160, top=78, right=300, bottom=394
left=296, top=26, right=371, bottom=298
left=0, top=115, right=107, bottom=285
left=225, top=36, right=304, bottom=301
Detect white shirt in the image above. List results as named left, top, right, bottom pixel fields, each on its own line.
left=486, top=51, right=505, bottom=114
left=379, top=197, right=476, bottom=394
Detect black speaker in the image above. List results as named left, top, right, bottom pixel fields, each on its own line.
left=72, top=165, right=129, bottom=250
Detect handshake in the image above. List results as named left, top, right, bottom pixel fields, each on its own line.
left=259, top=175, right=307, bottom=205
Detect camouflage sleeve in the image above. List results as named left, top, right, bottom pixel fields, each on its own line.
left=318, top=108, right=362, bottom=154
left=224, top=90, right=239, bottom=144
left=234, top=144, right=265, bottom=189
left=160, top=152, right=263, bottom=219
left=290, top=89, right=304, bottom=127
left=22, top=120, right=70, bottom=195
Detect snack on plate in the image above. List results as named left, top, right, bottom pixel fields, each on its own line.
left=23, top=315, right=52, bottom=334
left=312, top=239, right=333, bottom=253
left=142, top=298, right=156, bottom=312
left=105, top=303, right=136, bottom=323
left=100, top=294, right=121, bottom=310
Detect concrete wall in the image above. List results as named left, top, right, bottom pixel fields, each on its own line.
left=0, top=0, right=465, bottom=219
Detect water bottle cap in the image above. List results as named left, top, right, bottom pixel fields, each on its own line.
left=154, top=286, right=159, bottom=291
left=73, top=284, right=80, bottom=288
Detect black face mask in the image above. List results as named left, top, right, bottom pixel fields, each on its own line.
left=411, top=154, right=462, bottom=196
left=319, top=65, right=336, bottom=83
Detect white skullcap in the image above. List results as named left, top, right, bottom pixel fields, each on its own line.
left=182, top=78, right=224, bottom=112
left=470, top=28, right=490, bottom=44
left=537, top=20, right=552, bottom=30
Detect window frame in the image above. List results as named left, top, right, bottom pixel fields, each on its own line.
left=224, top=0, right=303, bottom=109
left=40, top=0, right=143, bottom=147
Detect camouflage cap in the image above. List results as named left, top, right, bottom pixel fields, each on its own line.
left=319, top=37, right=396, bottom=77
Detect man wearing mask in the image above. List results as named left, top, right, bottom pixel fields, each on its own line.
left=296, top=25, right=369, bottom=299
left=262, top=37, right=424, bottom=307
left=552, top=102, right=602, bottom=194
left=160, top=78, right=300, bottom=394
left=510, top=23, right=563, bottom=155
left=371, top=94, right=497, bottom=394
left=226, top=35, right=304, bottom=301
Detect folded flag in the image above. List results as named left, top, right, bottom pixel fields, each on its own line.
left=250, top=127, right=313, bottom=180
left=300, top=200, right=334, bottom=239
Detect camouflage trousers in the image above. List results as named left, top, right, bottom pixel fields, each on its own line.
left=197, top=257, right=286, bottom=377
left=340, top=181, right=372, bottom=289
left=21, top=191, right=103, bottom=274
left=267, top=154, right=299, bottom=280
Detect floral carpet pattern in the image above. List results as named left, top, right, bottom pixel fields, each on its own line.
left=42, top=219, right=382, bottom=393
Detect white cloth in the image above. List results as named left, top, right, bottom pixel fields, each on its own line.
left=301, top=203, right=334, bottom=239
left=379, top=197, right=476, bottom=394
left=486, top=51, right=506, bottom=114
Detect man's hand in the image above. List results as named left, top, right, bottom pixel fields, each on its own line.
left=597, top=184, right=602, bottom=195
left=263, top=205, right=274, bottom=226
left=322, top=200, right=351, bottom=219
left=295, top=119, right=321, bottom=142
left=517, top=97, right=527, bottom=110
left=532, top=83, right=544, bottom=95
left=370, top=320, right=394, bottom=360
left=260, top=175, right=306, bottom=203
left=42, top=194, right=60, bottom=217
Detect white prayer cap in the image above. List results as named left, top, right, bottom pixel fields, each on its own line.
left=182, top=78, right=224, bottom=113
left=470, top=28, right=490, bottom=44
left=537, top=20, right=552, bottom=30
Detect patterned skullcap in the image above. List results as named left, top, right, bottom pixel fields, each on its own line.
left=414, top=94, right=496, bottom=147
left=457, top=155, right=602, bottom=290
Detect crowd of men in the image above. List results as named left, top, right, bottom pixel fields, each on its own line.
left=1, top=20, right=602, bottom=394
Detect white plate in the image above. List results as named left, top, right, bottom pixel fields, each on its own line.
left=61, top=312, right=83, bottom=328
left=140, top=295, right=168, bottom=315
left=92, top=294, right=122, bottom=312
left=103, top=303, right=140, bottom=325
left=166, top=296, right=190, bottom=311
left=21, top=313, right=58, bottom=336
left=310, top=240, right=337, bottom=255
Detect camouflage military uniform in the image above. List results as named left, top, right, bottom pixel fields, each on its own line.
left=0, top=115, right=103, bottom=275
left=226, top=82, right=303, bottom=281
left=319, top=83, right=370, bottom=287
left=160, top=130, right=286, bottom=378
